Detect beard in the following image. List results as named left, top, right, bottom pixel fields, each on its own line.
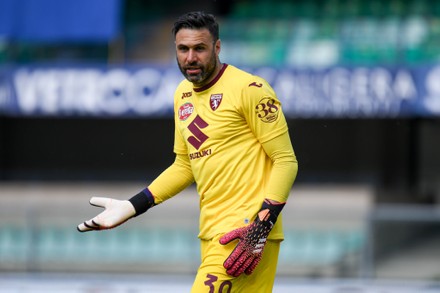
left=177, top=52, right=218, bottom=87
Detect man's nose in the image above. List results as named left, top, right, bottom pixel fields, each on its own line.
left=187, top=49, right=197, bottom=63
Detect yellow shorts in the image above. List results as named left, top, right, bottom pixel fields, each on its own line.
left=191, top=234, right=281, bottom=293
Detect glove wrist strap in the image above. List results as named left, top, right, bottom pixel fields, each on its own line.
left=257, top=199, right=286, bottom=227
left=128, top=188, right=156, bottom=216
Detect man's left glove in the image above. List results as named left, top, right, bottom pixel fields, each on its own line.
left=219, top=199, right=285, bottom=277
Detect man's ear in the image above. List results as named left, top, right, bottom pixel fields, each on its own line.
left=215, top=39, right=221, bottom=55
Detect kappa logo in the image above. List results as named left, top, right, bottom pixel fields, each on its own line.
left=210, top=94, right=223, bottom=111
left=181, top=91, right=192, bottom=99
left=249, top=81, right=263, bottom=88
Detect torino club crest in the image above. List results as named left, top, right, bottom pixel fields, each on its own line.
left=210, top=94, right=223, bottom=111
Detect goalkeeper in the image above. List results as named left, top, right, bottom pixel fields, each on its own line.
left=78, top=11, right=298, bottom=292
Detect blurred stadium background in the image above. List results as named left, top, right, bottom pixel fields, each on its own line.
left=1, top=0, right=440, bottom=292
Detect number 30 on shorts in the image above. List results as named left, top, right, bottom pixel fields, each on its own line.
left=204, top=274, right=232, bottom=293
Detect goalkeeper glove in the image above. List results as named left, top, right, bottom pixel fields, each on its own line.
left=219, top=199, right=285, bottom=277
left=77, top=188, right=155, bottom=232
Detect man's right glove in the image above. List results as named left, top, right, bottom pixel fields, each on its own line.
left=219, top=199, right=285, bottom=277
left=77, top=188, right=155, bottom=232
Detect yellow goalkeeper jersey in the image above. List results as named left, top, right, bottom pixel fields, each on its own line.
left=172, top=64, right=292, bottom=241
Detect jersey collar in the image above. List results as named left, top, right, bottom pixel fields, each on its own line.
left=193, top=63, right=228, bottom=93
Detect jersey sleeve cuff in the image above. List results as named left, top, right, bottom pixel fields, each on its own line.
left=128, top=188, right=156, bottom=216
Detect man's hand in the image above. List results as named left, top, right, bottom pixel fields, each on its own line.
left=219, top=199, right=285, bottom=277
left=77, top=188, right=155, bottom=232
left=77, top=197, right=136, bottom=232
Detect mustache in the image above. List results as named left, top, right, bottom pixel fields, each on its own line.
left=184, top=61, right=201, bottom=68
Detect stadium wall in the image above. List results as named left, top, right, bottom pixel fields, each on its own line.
left=1, top=117, right=439, bottom=204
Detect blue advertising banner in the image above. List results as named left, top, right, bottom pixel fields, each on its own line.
left=1, top=64, right=440, bottom=118
left=0, top=0, right=122, bottom=42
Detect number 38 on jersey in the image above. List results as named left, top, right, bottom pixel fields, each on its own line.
left=255, top=97, right=280, bottom=123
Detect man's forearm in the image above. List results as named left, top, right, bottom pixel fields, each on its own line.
left=262, top=132, right=298, bottom=203
left=148, top=153, right=195, bottom=204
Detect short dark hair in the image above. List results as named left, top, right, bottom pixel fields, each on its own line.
left=172, top=11, right=219, bottom=41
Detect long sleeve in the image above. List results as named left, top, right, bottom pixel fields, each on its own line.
left=261, top=131, right=298, bottom=203
left=147, top=153, right=194, bottom=204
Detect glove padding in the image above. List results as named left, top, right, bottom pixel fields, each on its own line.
left=219, top=199, right=285, bottom=277
left=77, top=197, right=136, bottom=232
